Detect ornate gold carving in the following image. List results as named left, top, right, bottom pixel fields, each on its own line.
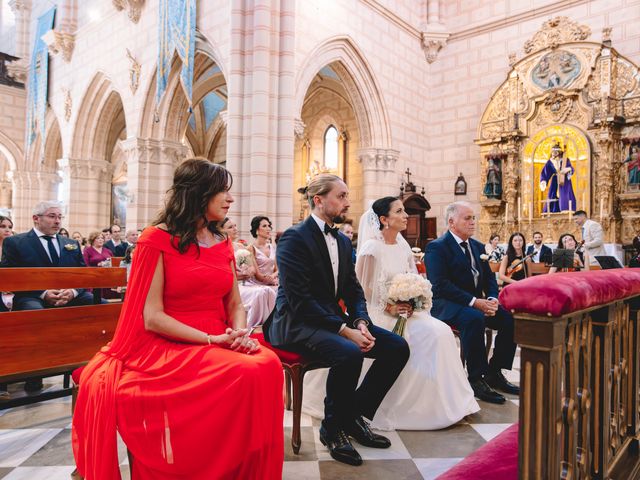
left=113, top=0, right=145, bottom=23
left=62, top=88, right=72, bottom=122
left=585, top=57, right=602, bottom=102
left=126, top=49, right=141, bottom=94
left=602, top=27, right=612, bottom=43
left=543, top=92, right=574, bottom=122
left=614, top=59, right=639, bottom=99
left=508, top=52, right=517, bottom=67
left=524, top=17, right=591, bottom=54
left=41, top=29, right=75, bottom=63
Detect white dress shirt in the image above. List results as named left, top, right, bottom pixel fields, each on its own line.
left=311, top=213, right=339, bottom=296
left=449, top=231, right=485, bottom=307
left=34, top=227, right=60, bottom=262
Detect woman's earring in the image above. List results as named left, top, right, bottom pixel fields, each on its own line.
left=385, top=223, right=389, bottom=229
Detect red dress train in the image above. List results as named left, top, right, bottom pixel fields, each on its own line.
left=72, top=227, right=284, bottom=479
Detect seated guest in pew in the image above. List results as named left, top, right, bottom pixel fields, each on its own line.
left=245, top=215, right=279, bottom=289
left=1, top=201, right=93, bottom=393
left=125, top=228, right=139, bottom=247
left=58, top=227, right=70, bottom=238
left=72, top=159, right=284, bottom=480
left=630, top=235, right=640, bottom=267
left=499, top=232, right=531, bottom=285
left=221, top=217, right=276, bottom=329
left=83, top=231, right=114, bottom=268
left=526, top=231, right=552, bottom=264
left=548, top=233, right=590, bottom=273
left=340, top=222, right=357, bottom=264
left=0, top=215, right=14, bottom=400
left=485, top=233, right=505, bottom=263
left=104, top=224, right=129, bottom=257
left=72, top=231, right=87, bottom=250
left=426, top=201, right=519, bottom=405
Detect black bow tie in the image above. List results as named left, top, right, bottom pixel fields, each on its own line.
left=324, top=224, right=339, bottom=238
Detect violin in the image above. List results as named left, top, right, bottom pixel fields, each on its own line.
left=506, top=252, right=535, bottom=278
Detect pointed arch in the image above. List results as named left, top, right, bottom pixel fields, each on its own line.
left=295, top=36, right=392, bottom=149
left=0, top=131, right=22, bottom=172
left=27, top=108, right=63, bottom=172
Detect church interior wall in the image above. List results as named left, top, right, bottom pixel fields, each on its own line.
left=426, top=0, right=640, bottom=234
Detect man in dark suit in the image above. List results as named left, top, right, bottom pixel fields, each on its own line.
left=426, top=201, right=518, bottom=404
left=266, top=174, right=409, bottom=466
left=526, top=231, right=552, bottom=264
left=104, top=224, right=129, bottom=257
left=0, top=201, right=93, bottom=311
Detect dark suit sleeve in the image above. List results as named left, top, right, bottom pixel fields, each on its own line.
left=276, top=229, right=346, bottom=333
left=425, top=240, right=474, bottom=306
left=0, top=236, right=19, bottom=267
left=340, top=237, right=371, bottom=328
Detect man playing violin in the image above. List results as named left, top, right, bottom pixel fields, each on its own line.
left=498, top=233, right=532, bottom=285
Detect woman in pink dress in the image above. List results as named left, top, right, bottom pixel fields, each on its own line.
left=72, top=159, right=284, bottom=479
left=245, top=216, right=278, bottom=289
left=221, top=217, right=276, bottom=328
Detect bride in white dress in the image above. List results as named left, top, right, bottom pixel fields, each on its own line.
left=303, top=197, right=479, bottom=430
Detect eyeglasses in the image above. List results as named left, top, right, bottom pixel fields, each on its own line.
left=38, top=214, right=65, bottom=220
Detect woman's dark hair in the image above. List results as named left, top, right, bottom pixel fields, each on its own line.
left=557, top=232, right=577, bottom=249
left=633, top=235, right=640, bottom=253
left=506, top=232, right=526, bottom=264
left=220, top=217, right=231, bottom=229
left=250, top=216, right=271, bottom=238
left=0, top=215, right=13, bottom=229
left=58, top=227, right=70, bottom=237
left=123, top=245, right=135, bottom=264
left=371, top=196, right=400, bottom=230
left=489, top=233, right=500, bottom=243
left=153, top=158, right=233, bottom=254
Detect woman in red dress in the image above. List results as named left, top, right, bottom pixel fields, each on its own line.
left=72, top=159, right=284, bottom=479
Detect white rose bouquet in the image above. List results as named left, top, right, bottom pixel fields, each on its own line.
left=235, top=249, right=253, bottom=284
left=386, top=273, right=433, bottom=337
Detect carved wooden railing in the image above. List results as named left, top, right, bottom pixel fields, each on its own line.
left=500, top=269, right=640, bottom=480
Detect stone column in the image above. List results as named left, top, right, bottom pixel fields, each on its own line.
left=7, top=170, right=37, bottom=231
left=35, top=171, right=61, bottom=204
left=0, top=180, right=11, bottom=210
left=357, top=148, right=400, bottom=207
left=228, top=0, right=296, bottom=233
left=6, top=0, right=32, bottom=83
left=120, top=138, right=187, bottom=230
left=58, top=158, right=113, bottom=233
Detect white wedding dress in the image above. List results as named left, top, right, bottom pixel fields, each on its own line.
left=302, top=238, right=480, bottom=430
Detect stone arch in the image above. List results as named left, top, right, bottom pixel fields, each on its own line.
left=71, top=71, right=127, bottom=161
left=0, top=131, right=21, bottom=172
left=27, top=108, right=63, bottom=173
left=139, top=31, right=227, bottom=143
left=295, top=36, right=392, bottom=150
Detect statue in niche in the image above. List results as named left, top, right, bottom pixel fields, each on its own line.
left=483, top=158, right=502, bottom=199
left=540, top=142, right=576, bottom=213
left=531, top=50, right=581, bottom=90
left=624, top=144, right=640, bottom=190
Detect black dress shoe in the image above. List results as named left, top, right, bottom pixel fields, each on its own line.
left=485, top=370, right=520, bottom=395
left=24, top=378, right=43, bottom=393
left=319, top=426, right=363, bottom=466
left=470, top=379, right=506, bottom=404
left=345, top=416, right=391, bottom=449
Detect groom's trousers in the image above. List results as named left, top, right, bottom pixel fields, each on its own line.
left=287, top=324, right=409, bottom=434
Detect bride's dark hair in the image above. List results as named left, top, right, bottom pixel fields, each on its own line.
left=371, top=196, right=400, bottom=230
left=153, top=158, right=233, bottom=254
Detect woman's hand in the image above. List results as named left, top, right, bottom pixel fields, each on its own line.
left=212, top=328, right=260, bottom=354
left=385, top=302, right=413, bottom=318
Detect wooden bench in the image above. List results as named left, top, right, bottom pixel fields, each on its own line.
left=0, top=267, right=126, bottom=409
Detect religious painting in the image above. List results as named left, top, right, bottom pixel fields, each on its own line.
left=531, top=50, right=581, bottom=90
left=111, top=183, right=128, bottom=226
left=522, top=125, right=590, bottom=218
left=483, top=158, right=502, bottom=199
left=624, top=143, right=640, bottom=191
left=454, top=173, right=467, bottom=195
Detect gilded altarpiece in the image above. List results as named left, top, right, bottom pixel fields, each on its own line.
left=476, top=17, right=640, bottom=245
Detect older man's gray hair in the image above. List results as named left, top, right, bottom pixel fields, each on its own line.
left=33, top=201, right=64, bottom=216
left=444, top=201, right=473, bottom=226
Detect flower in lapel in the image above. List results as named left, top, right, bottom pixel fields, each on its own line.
left=64, top=243, right=78, bottom=251
left=479, top=254, right=489, bottom=261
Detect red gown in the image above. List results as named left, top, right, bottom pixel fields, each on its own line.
left=72, top=227, right=284, bottom=479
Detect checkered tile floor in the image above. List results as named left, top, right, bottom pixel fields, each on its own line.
left=0, top=351, right=520, bottom=480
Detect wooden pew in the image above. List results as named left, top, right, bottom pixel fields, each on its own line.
left=0, top=267, right=126, bottom=409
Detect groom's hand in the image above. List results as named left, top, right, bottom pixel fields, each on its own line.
left=340, top=323, right=375, bottom=352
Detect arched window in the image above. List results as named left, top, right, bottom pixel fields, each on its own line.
left=323, top=126, right=339, bottom=170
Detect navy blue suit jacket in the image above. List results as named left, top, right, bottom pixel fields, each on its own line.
left=525, top=244, right=552, bottom=264
left=266, top=216, right=371, bottom=346
left=0, top=229, right=86, bottom=298
left=104, top=240, right=129, bottom=257
left=425, top=231, right=499, bottom=322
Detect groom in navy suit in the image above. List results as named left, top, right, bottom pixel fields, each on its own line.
left=0, top=201, right=92, bottom=311
left=426, top=201, right=518, bottom=404
left=266, top=174, right=409, bottom=466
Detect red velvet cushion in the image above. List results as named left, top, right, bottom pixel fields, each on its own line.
left=71, top=366, right=85, bottom=385
left=499, top=269, right=640, bottom=317
left=437, top=423, right=518, bottom=479
left=252, top=332, right=306, bottom=365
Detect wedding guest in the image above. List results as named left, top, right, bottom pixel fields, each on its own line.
left=82, top=231, right=113, bottom=268
left=58, top=227, right=70, bottom=238
left=574, top=210, right=605, bottom=266
left=72, top=231, right=86, bottom=249
left=101, top=227, right=112, bottom=243
left=72, top=158, right=284, bottom=479
left=340, top=222, right=357, bottom=263
left=498, top=232, right=531, bottom=284
left=222, top=217, right=276, bottom=329
left=630, top=235, right=640, bottom=267
left=125, top=229, right=139, bottom=246
left=104, top=224, right=128, bottom=257
left=485, top=233, right=505, bottom=262
left=548, top=233, right=590, bottom=273
left=245, top=216, right=278, bottom=288
left=0, top=215, right=13, bottom=399
left=0, top=215, right=13, bottom=271
left=526, top=231, right=552, bottom=264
